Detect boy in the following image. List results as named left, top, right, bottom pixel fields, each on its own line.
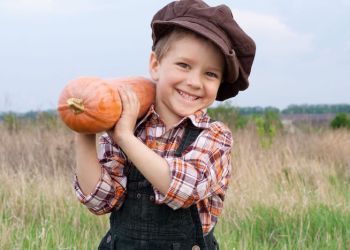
left=74, top=0, right=255, bottom=249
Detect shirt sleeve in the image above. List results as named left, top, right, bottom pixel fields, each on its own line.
left=154, top=122, right=232, bottom=210
left=73, top=133, right=128, bottom=215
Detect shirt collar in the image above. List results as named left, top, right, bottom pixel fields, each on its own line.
left=136, top=104, right=211, bottom=130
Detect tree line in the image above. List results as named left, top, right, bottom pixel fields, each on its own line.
left=237, top=104, right=350, bottom=115
left=1, top=104, right=350, bottom=121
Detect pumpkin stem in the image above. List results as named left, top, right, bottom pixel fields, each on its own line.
left=67, top=98, right=84, bottom=114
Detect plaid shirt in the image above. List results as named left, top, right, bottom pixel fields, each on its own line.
left=74, top=105, right=232, bottom=234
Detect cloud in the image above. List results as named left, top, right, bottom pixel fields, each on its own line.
left=0, top=0, right=110, bottom=15
left=233, top=10, right=314, bottom=58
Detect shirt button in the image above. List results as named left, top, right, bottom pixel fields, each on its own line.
left=192, top=245, right=200, bottom=250
left=106, top=234, right=112, bottom=243
left=136, top=193, right=141, bottom=199
left=149, top=195, right=155, bottom=202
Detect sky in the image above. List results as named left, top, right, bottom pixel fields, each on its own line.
left=0, top=0, right=349, bottom=112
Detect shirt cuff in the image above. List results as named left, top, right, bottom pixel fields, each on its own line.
left=74, top=168, right=124, bottom=213
left=154, top=157, right=199, bottom=209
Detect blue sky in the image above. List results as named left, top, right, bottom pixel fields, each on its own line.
left=0, top=0, right=349, bottom=112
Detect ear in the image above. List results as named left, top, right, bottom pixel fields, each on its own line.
left=149, top=52, right=160, bottom=81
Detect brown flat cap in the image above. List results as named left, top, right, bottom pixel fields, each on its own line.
left=151, top=0, right=256, bottom=101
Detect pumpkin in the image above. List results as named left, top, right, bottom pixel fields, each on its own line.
left=57, top=76, right=155, bottom=134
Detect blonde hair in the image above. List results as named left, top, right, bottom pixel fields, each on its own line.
left=153, top=26, right=216, bottom=62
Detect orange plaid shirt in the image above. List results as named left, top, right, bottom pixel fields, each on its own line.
left=74, top=105, right=232, bottom=234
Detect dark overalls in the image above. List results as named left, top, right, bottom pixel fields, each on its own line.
left=98, top=123, right=219, bottom=250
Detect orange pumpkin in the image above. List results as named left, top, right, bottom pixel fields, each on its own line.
left=57, top=76, right=155, bottom=134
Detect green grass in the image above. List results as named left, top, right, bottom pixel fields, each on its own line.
left=1, top=199, right=108, bottom=250
left=2, top=193, right=349, bottom=250
left=216, top=205, right=350, bottom=250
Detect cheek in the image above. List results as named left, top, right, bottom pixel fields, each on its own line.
left=206, top=84, right=221, bottom=98
left=155, top=81, right=170, bottom=98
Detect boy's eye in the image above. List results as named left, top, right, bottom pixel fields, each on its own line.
left=177, top=62, right=189, bottom=69
left=206, top=72, right=219, bottom=78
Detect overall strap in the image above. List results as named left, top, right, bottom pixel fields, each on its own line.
left=175, top=122, right=208, bottom=249
left=174, top=122, right=203, bottom=157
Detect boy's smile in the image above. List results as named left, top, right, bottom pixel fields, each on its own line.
left=177, top=89, right=200, bottom=101
left=149, top=34, right=225, bottom=129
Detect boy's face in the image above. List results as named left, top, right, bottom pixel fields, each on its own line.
left=149, top=34, right=224, bottom=125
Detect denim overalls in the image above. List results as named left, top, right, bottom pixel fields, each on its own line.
left=98, top=123, right=219, bottom=250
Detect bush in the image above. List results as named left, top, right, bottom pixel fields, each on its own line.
left=330, top=113, right=350, bottom=129
left=3, top=112, right=18, bottom=132
left=253, top=110, right=283, bottom=148
left=208, top=103, right=244, bottom=129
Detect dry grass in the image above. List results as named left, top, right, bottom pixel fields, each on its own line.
left=224, top=127, right=350, bottom=215
left=0, top=121, right=349, bottom=249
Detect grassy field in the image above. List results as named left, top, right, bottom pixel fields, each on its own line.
left=0, top=120, right=349, bottom=249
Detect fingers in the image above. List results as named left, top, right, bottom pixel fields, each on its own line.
left=118, top=87, right=132, bottom=105
left=118, top=87, right=140, bottom=115
left=110, top=87, right=141, bottom=141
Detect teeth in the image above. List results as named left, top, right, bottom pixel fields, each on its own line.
left=178, top=90, right=199, bottom=101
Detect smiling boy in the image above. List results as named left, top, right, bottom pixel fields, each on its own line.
left=74, top=0, right=255, bottom=249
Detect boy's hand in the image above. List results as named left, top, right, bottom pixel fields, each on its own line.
left=110, top=87, right=140, bottom=144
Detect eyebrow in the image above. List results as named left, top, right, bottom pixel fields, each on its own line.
left=206, top=66, right=223, bottom=73
left=176, top=56, right=223, bottom=72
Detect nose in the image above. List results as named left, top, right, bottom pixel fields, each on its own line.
left=186, top=71, right=202, bottom=89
